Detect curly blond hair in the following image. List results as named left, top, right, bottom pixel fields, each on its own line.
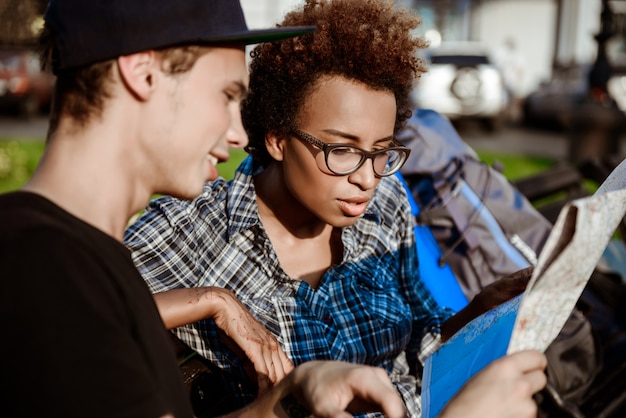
left=242, top=0, right=427, bottom=167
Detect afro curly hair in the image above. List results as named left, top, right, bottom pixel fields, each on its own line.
left=241, top=0, right=428, bottom=168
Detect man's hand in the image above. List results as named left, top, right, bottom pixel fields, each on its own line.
left=154, top=287, right=293, bottom=396
left=438, top=350, right=548, bottom=418
left=224, top=361, right=407, bottom=418
left=289, top=361, right=408, bottom=418
left=210, top=287, right=294, bottom=396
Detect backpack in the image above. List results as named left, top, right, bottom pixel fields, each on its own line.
left=397, top=108, right=553, bottom=298
left=397, top=108, right=601, bottom=413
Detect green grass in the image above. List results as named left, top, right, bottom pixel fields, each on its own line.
left=0, top=140, right=249, bottom=194
left=0, top=140, right=45, bottom=194
left=217, top=149, right=248, bottom=180
left=0, top=138, right=561, bottom=194
left=474, top=151, right=556, bottom=181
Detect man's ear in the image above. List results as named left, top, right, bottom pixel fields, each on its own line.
left=117, top=51, right=159, bottom=101
left=265, top=132, right=287, bottom=162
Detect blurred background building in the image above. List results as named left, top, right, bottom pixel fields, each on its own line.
left=2, top=0, right=624, bottom=92
left=243, top=0, right=625, bottom=99
left=1, top=0, right=626, bottom=130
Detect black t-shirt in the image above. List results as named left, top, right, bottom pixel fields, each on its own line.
left=0, top=192, right=193, bottom=418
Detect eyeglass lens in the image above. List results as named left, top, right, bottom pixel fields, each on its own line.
left=327, top=147, right=404, bottom=175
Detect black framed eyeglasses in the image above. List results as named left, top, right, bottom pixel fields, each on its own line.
left=291, top=129, right=410, bottom=177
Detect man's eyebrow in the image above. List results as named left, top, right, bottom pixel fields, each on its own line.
left=231, top=81, right=248, bottom=99
left=322, top=129, right=394, bottom=144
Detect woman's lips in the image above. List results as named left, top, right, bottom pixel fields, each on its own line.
left=338, top=198, right=369, bottom=217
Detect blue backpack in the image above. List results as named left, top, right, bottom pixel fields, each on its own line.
left=397, top=109, right=601, bottom=414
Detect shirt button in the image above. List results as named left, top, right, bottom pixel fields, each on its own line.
left=321, top=314, right=332, bottom=324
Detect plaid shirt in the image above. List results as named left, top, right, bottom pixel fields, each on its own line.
left=125, top=157, right=453, bottom=418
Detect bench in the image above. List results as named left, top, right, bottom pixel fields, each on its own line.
left=511, top=161, right=590, bottom=224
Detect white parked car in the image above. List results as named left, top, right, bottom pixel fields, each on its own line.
left=412, top=42, right=510, bottom=131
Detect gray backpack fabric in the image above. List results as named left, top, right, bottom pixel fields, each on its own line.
left=398, top=108, right=552, bottom=297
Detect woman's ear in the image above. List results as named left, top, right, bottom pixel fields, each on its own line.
left=265, top=132, right=287, bottom=162
left=117, top=51, right=159, bottom=101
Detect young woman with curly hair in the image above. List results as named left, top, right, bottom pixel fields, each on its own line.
left=241, top=0, right=427, bottom=168
left=125, top=1, right=546, bottom=417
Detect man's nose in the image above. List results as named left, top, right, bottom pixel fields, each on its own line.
left=227, top=106, right=248, bottom=149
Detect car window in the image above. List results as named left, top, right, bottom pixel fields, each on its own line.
left=430, top=55, right=490, bottom=66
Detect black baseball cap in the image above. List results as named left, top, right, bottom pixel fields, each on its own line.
left=44, top=0, right=315, bottom=74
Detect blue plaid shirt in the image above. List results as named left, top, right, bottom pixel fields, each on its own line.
left=125, top=156, right=453, bottom=418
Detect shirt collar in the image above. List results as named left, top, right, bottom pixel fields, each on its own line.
left=225, top=156, right=264, bottom=238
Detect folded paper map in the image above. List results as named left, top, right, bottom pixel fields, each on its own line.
left=422, top=158, right=626, bottom=418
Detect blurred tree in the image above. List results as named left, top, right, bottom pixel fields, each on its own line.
left=0, top=0, right=46, bottom=48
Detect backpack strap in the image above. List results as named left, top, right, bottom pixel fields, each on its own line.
left=430, top=159, right=482, bottom=251
left=396, top=172, right=469, bottom=311
left=454, top=177, right=532, bottom=270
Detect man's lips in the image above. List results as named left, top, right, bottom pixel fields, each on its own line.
left=207, top=153, right=228, bottom=181
left=209, top=151, right=229, bottom=165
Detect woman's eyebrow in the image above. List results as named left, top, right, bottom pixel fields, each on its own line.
left=321, top=129, right=394, bottom=144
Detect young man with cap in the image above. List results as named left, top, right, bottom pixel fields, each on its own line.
left=0, top=1, right=411, bottom=417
